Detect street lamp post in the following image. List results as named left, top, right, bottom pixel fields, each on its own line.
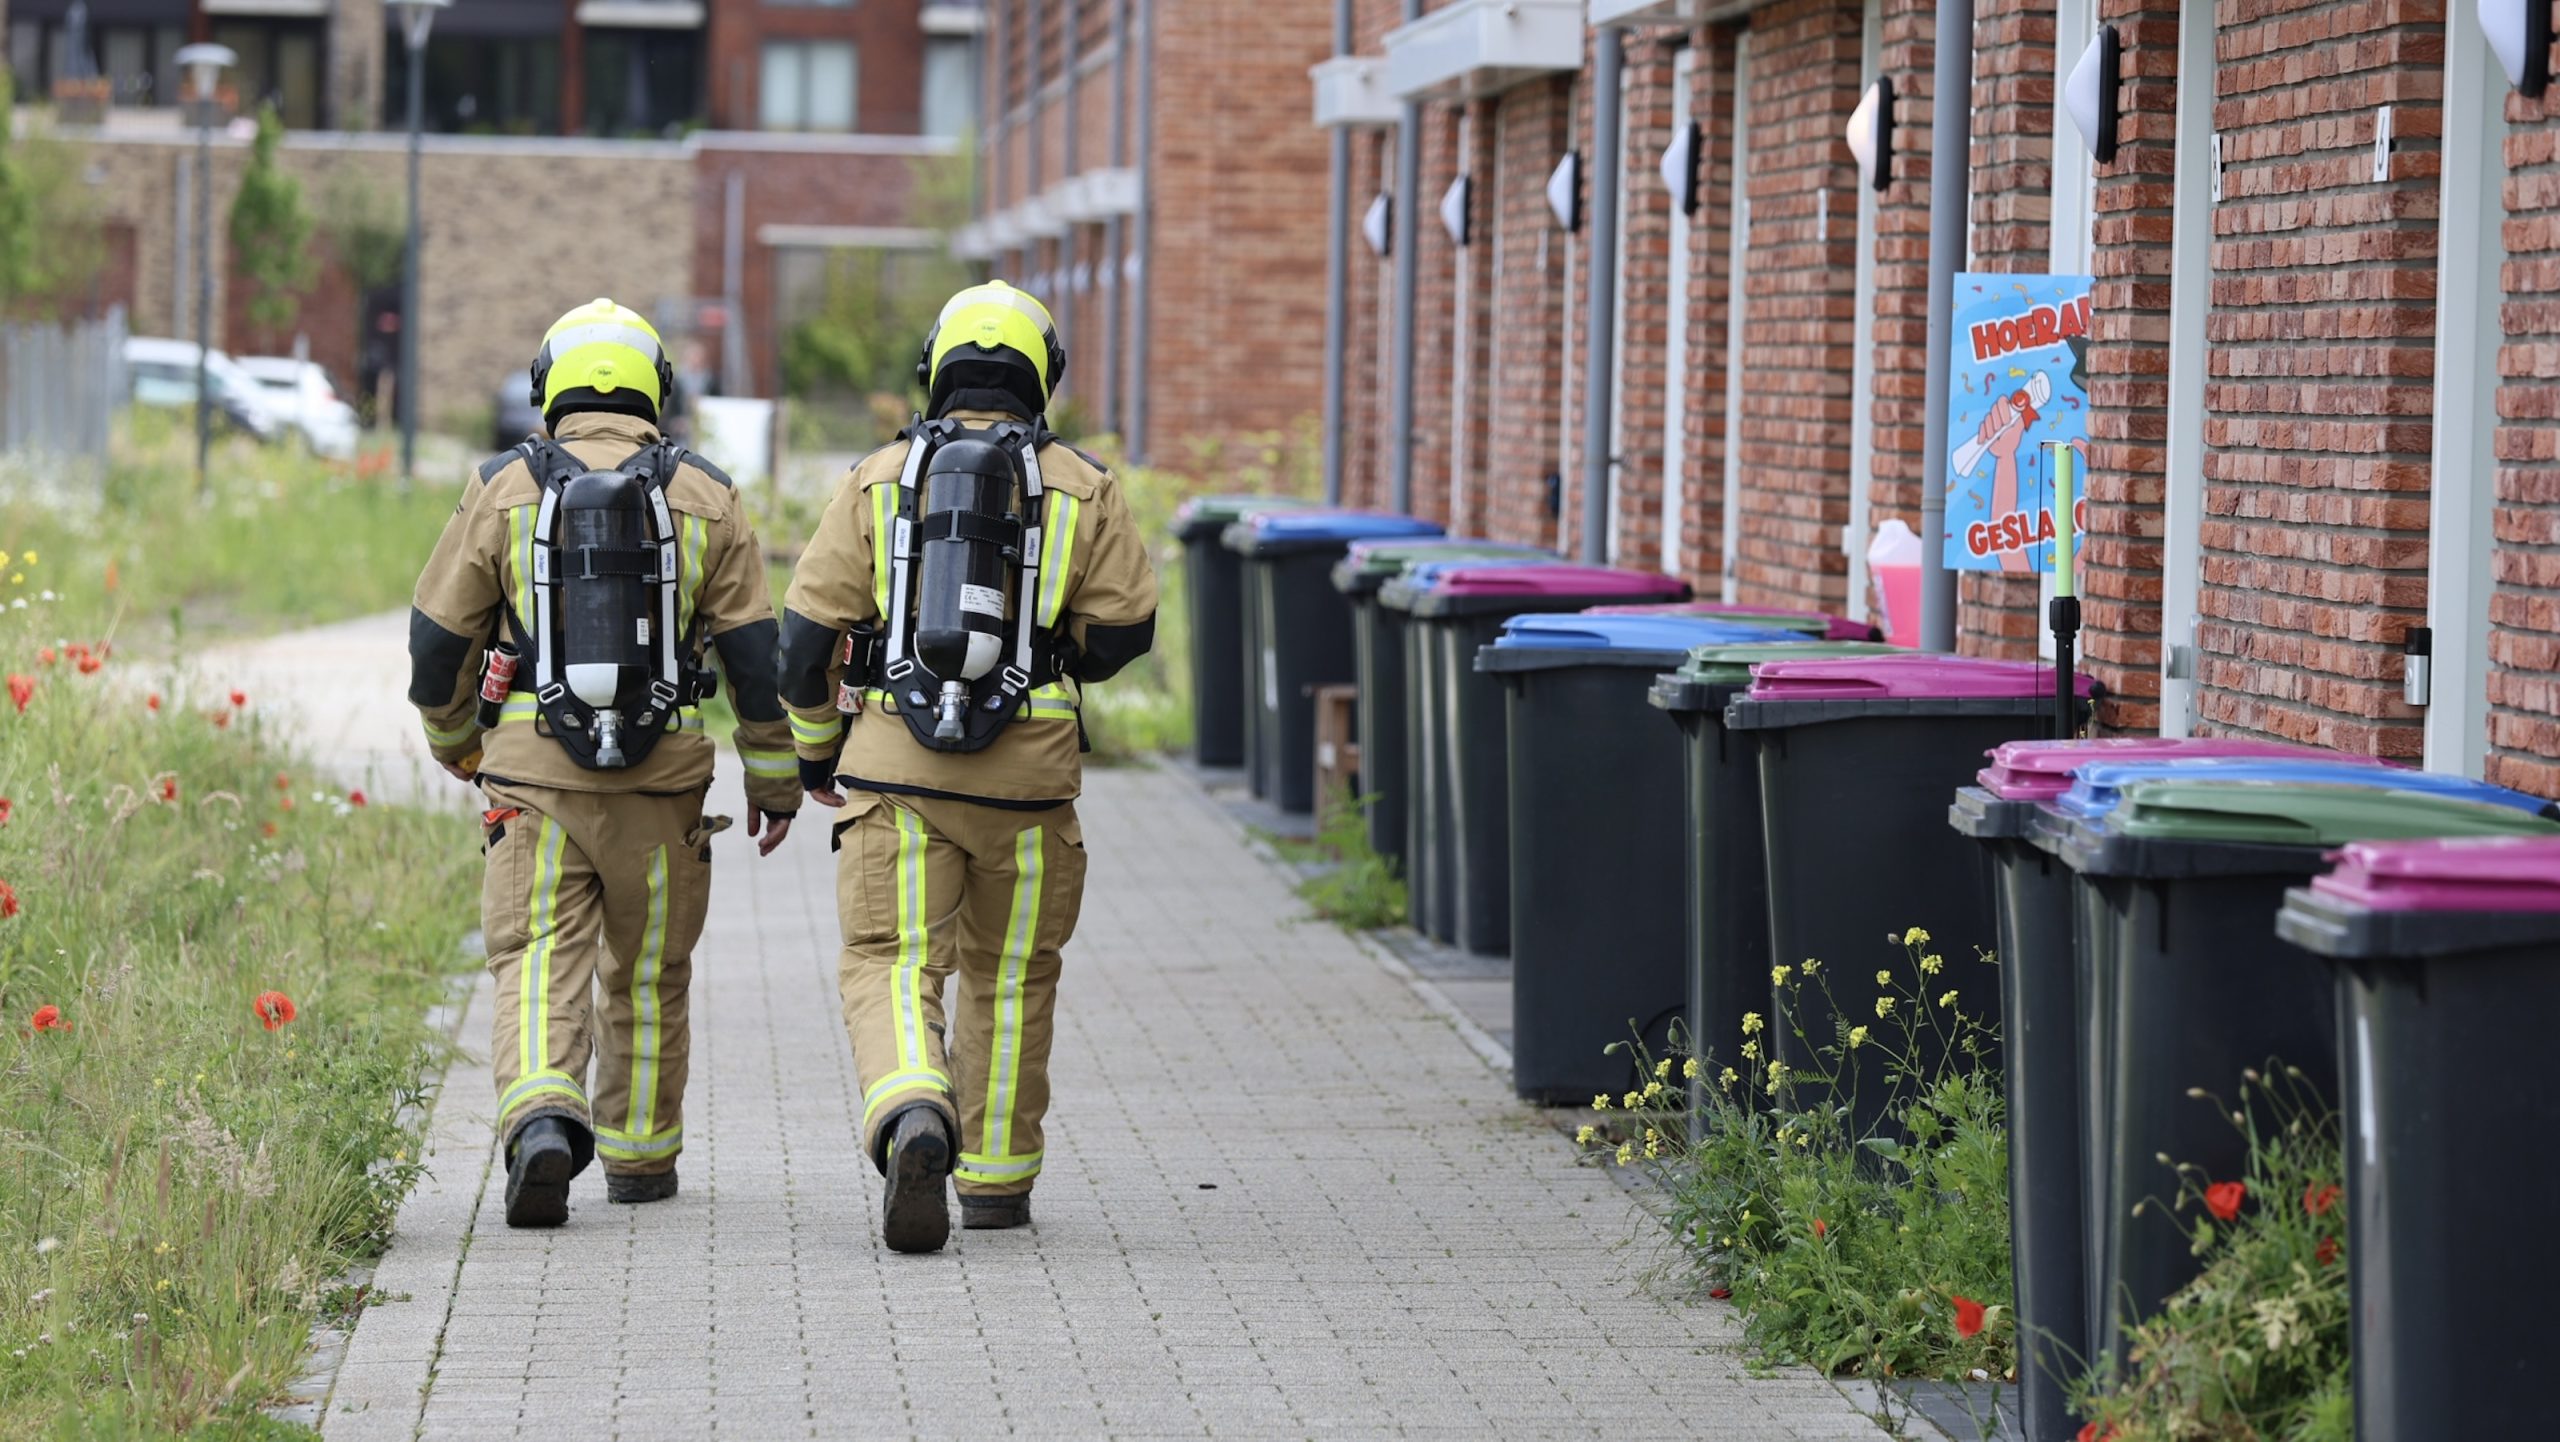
left=174, top=42, right=234, bottom=502
left=386, top=0, right=450, bottom=489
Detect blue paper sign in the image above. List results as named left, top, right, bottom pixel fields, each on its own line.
left=1944, top=273, right=2094, bottom=574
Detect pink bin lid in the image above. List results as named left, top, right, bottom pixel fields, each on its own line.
left=1585, top=600, right=1876, bottom=641
left=2313, top=835, right=2560, bottom=913
left=1425, top=563, right=1688, bottom=601
left=1975, top=737, right=2371, bottom=803
left=1745, top=655, right=2100, bottom=702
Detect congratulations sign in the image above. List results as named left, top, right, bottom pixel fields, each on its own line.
left=1944, top=273, right=2094, bottom=574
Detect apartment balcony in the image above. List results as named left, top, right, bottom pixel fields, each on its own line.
left=1383, top=0, right=1583, bottom=102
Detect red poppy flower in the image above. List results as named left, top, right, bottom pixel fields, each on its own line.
left=1813, top=1218, right=1828, bottom=1240
left=29, top=1003, right=63, bottom=1032
left=35, top=647, right=55, bottom=667
left=160, top=778, right=178, bottom=803
left=75, top=654, right=101, bottom=675
left=2304, top=1182, right=2339, bottom=1218
left=7, top=674, right=33, bottom=712
left=1951, top=1295, right=1986, bottom=1338
left=0, top=879, right=19, bottom=919
left=274, top=772, right=291, bottom=792
left=1707, top=1287, right=1732, bottom=1300
left=0, top=797, right=13, bottom=826
left=252, top=991, right=297, bottom=1030
left=2204, top=1180, right=2246, bottom=1223
left=347, top=789, right=368, bottom=808
left=229, top=691, right=247, bottom=709
left=278, top=794, right=294, bottom=812
left=211, top=711, right=232, bottom=730
left=2077, top=1425, right=2119, bottom=1442
left=2315, top=1235, right=2340, bottom=1267
left=260, top=821, right=278, bottom=838
left=145, top=693, right=161, bottom=712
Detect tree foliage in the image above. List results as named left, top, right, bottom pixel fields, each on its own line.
left=0, top=74, right=106, bottom=318
left=227, top=105, right=318, bottom=329
left=317, top=166, right=406, bottom=294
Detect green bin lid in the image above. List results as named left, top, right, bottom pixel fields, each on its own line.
left=2112, top=780, right=2560, bottom=846
left=1329, top=541, right=1554, bottom=597
left=1673, top=640, right=1906, bottom=687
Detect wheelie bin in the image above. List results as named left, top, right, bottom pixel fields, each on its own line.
left=1589, top=600, right=1882, bottom=640
left=2049, top=775, right=2560, bottom=1377
left=2279, top=835, right=2560, bottom=1442
left=1945, top=736, right=2355, bottom=1442
left=1646, top=640, right=1901, bottom=1112
left=1332, top=539, right=1553, bottom=869
left=1721, top=656, right=2095, bottom=1141
left=1383, top=564, right=1690, bottom=953
left=1172, top=494, right=1313, bottom=769
left=1222, top=511, right=1443, bottom=814
left=1477, top=613, right=1806, bottom=1104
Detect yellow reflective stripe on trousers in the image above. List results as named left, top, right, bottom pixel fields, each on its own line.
left=861, top=1065, right=954, bottom=1130
left=500, top=1069, right=586, bottom=1118
left=893, top=807, right=929, bottom=1071
left=519, top=817, right=568, bottom=1085
left=869, top=481, right=895, bottom=613
left=982, top=824, right=1044, bottom=1164
left=740, top=747, right=797, bottom=780
left=1037, top=491, right=1080, bottom=627
left=955, top=1150, right=1044, bottom=1185
left=790, top=710, right=844, bottom=747
left=596, top=1124, right=684, bottom=1161
left=509, top=504, right=535, bottom=629
left=624, top=845, right=670, bottom=1145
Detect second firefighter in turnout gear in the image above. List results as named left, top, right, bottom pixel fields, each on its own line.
left=780, top=281, right=1157, bottom=1253
left=409, top=298, right=802, bottom=1228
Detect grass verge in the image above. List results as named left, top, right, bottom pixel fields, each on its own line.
left=0, top=425, right=480, bottom=1438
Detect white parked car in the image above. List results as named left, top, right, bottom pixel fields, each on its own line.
left=239, top=356, right=363, bottom=460
left=124, top=336, right=289, bottom=445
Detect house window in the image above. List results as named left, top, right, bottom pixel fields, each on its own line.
left=922, top=36, right=974, bottom=137
left=760, top=41, right=856, bottom=132
left=213, top=20, right=325, bottom=129
left=585, top=28, right=704, bottom=137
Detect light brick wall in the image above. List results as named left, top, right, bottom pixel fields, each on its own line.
left=329, top=0, right=384, bottom=132
left=2079, top=0, right=2183, bottom=735
left=1954, top=0, right=2057, bottom=658
left=2490, top=76, right=2560, bottom=795
left=2197, top=0, right=2441, bottom=758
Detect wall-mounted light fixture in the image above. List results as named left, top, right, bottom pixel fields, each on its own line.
left=1364, top=192, right=1393, bottom=257
left=2481, top=0, right=2552, bottom=96
left=1441, top=174, right=1472, bottom=246
left=1547, top=149, right=1582, bottom=233
left=1660, top=118, right=1701, bottom=216
left=1846, top=75, right=1893, bottom=192
left=2063, top=24, right=2121, bottom=164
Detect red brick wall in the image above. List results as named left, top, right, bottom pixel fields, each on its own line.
left=1868, top=0, right=1937, bottom=573
left=2490, top=68, right=2560, bottom=796
left=706, top=0, right=927, bottom=136
left=1347, top=126, right=1390, bottom=510
left=1448, top=100, right=1500, bottom=537
left=2079, top=0, right=2184, bottom=735
left=1406, top=101, right=1460, bottom=528
left=2198, top=0, right=2441, bottom=758
left=1482, top=75, right=1574, bottom=550
left=225, top=241, right=360, bottom=395
left=1955, top=0, right=2058, bottom=658
left=1611, top=33, right=1681, bottom=574
left=1677, top=26, right=1743, bottom=585
left=1728, top=0, right=1863, bottom=614
left=1144, top=0, right=1336, bottom=468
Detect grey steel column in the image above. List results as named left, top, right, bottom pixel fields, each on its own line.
left=1320, top=0, right=1352, bottom=505
left=1388, top=0, right=1422, bottom=515
left=1917, top=0, right=1974, bottom=651
left=1579, top=28, right=1624, bottom=563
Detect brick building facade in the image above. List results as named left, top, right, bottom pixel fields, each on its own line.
left=1287, top=0, right=2560, bottom=792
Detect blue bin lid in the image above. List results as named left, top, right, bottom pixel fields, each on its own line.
left=1476, top=613, right=1803, bottom=674
left=1222, top=509, right=1445, bottom=555
left=2060, top=758, right=2558, bottom=822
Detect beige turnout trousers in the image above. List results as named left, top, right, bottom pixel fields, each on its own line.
left=837, top=788, right=1087, bottom=1196
left=481, top=780, right=717, bottom=1176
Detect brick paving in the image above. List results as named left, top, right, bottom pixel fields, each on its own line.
left=284, top=613, right=1887, bottom=1439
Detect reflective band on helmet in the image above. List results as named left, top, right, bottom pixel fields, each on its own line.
left=980, top=825, right=1043, bottom=1166
left=624, top=845, right=670, bottom=1147
left=955, top=1150, right=1044, bottom=1185
left=544, top=321, right=665, bottom=363
left=519, top=818, right=568, bottom=1086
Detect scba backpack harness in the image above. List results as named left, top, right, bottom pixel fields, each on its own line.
left=842, top=416, right=1078, bottom=755
left=486, top=437, right=720, bottom=770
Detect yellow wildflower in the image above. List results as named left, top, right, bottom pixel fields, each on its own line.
left=155, top=1278, right=171, bottom=1292
left=1802, top=958, right=1820, bottom=976
left=1683, top=1058, right=1702, bottom=1081
left=1644, top=1081, right=1665, bottom=1101
left=1576, top=1125, right=1597, bottom=1145
left=20, top=551, right=35, bottom=565
left=1623, top=1091, right=1643, bottom=1110
left=1593, top=1093, right=1612, bottom=1111
left=1876, top=996, right=1896, bottom=1018
left=1719, top=1066, right=1738, bottom=1088
left=1741, top=1012, right=1764, bottom=1036
left=1876, top=970, right=1893, bottom=986
left=1771, top=964, right=1793, bottom=987
left=1794, top=1131, right=1812, bottom=1149
left=1645, top=1136, right=1662, bottom=1159
left=1848, top=1026, right=1869, bottom=1049
left=1615, top=1142, right=1636, bottom=1166
left=1939, top=990, right=1959, bottom=1009
left=1741, top=1039, right=1760, bottom=1062
left=1904, top=927, right=1930, bottom=946
left=153, top=1241, right=170, bottom=1256
left=1656, top=1058, right=1674, bottom=1081
left=1920, top=953, right=1944, bottom=975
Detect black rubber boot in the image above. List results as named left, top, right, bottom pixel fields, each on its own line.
left=606, top=1170, right=678, bottom=1204
left=505, top=1117, right=581, bottom=1229
left=880, top=1105, right=953, bottom=1255
left=960, top=1193, right=1032, bottom=1230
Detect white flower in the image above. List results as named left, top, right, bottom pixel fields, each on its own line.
left=30, top=1289, right=51, bottom=1305
left=33, top=1237, right=58, bottom=1255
